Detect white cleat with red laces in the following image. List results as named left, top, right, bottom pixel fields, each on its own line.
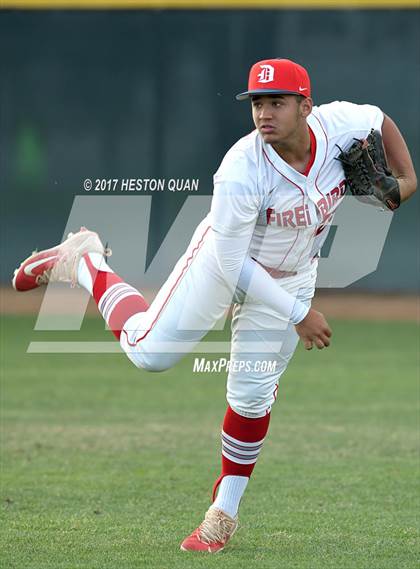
left=12, top=227, right=110, bottom=292
left=180, top=507, right=238, bottom=553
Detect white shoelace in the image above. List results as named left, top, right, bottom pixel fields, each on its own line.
left=35, top=242, right=111, bottom=287
left=198, top=508, right=237, bottom=545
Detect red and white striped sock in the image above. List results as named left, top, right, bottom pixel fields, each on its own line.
left=211, top=406, right=271, bottom=517
left=77, top=252, right=149, bottom=340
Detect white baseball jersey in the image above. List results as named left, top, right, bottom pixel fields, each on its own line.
left=210, top=100, right=384, bottom=275
left=121, top=101, right=384, bottom=417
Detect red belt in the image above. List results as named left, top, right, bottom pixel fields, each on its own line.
left=252, top=258, right=297, bottom=279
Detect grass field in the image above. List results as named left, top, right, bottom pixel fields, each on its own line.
left=1, top=314, right=419, bottom=569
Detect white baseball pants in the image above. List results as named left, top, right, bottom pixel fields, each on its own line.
left=120, top=219, right=317, bottom=417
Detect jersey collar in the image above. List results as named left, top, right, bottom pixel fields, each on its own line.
left=261, top=110, right=328, bottom=187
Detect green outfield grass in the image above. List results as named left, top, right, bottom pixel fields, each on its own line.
left=1, top=315, right=419, bottom=569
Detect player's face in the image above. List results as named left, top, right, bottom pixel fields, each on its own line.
left=251, top=95, right=305, bottom=144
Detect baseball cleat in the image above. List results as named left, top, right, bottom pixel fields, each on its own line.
left=12, top=227, right=110, bottom=292
left=180, top=507, right=238, bottom=553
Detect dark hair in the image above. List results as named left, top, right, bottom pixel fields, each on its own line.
left=251, top=94, right=306, bottom=103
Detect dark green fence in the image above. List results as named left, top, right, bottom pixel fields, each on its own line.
left=1, top=9, right=418, bottom=290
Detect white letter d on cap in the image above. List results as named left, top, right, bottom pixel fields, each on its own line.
left=257, top=64, right=274, bottom=83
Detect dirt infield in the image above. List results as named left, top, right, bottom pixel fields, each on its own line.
left=1, top=287, right=418, bottom=321
left=312, top=292, right=419, bottom=322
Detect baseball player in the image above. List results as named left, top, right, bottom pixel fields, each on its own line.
left=13, top=59, right=417, bottom=553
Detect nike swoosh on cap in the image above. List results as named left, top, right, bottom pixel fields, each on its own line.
left=24, top=256, right=58, bottom=277
left=299, top=87, right=308, bottom=92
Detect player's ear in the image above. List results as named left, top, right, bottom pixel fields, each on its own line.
left=300, top=97, right=313, bottom=118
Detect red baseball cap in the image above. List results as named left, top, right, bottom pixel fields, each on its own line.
left=236, top=58, right=311, bottom=100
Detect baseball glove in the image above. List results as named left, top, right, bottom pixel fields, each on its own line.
left=336, top=129, right=400, bottom=211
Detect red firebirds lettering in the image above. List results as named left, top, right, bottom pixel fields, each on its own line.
left=267, top=179, right=346, bottom=227
left=266, top=205, right=311, bottom=228
left=316, top=179, right=346, bottom=221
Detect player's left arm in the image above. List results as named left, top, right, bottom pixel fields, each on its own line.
left=381, top=114, right=417, bottom=202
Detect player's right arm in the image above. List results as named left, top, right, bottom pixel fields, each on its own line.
left=210, top=148, right=331, bottom=348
